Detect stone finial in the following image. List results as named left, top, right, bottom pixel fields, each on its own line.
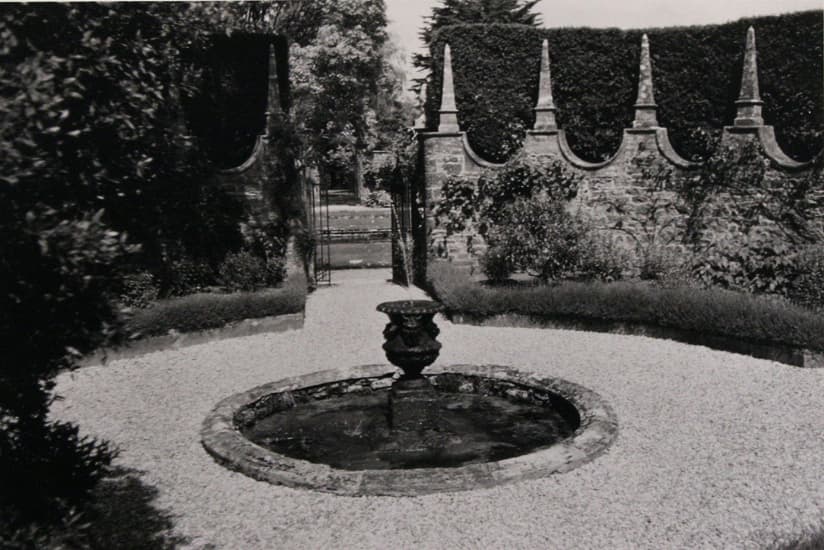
left=437, top=44, right=460, bottom=132
left=533, top=39, right=558, bottom=131
left=734, top=26, right=764, bottom=127
left=264, top=43, right=283, bottom=135
left=633, top=34, right=658, bottom=128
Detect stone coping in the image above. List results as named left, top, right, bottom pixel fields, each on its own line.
left=200, top=363, right=618, bottom=497
left=81, top=312, right=304, bottom=366
left=450, top=312, right=824, bottom=369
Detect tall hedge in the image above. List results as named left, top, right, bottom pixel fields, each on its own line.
left=426, top=11, right=823, bottom=163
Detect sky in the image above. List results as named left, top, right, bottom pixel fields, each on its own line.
left=387, top=0, right=822, bottom=77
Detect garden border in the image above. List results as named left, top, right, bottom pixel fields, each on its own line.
left=200, top=363, right=618, bottom=496
left=81, top=312, right=304, bottom=366
left=449, top=312, right=824, bottom=369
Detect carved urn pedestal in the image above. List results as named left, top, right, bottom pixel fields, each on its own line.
left=376, top=300, right=445, bottom=432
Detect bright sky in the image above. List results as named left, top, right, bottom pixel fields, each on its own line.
left=387, top=0, right=823, bottom=77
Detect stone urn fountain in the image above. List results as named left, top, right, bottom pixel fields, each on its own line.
left=376, top=299, right=445, bottom=432
left=376, top=300, right=445, bottom=379
left=201, top=296, right=615, bottom=493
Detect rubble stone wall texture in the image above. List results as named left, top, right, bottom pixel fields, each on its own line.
left=420, top=29, right=822, bottom=274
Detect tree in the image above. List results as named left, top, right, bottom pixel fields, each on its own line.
left=413, top=0, right=541, bottom=91
left=0, top=3, right=249, bottom=291
left=371, top=36, right=418, bottom=150
left=0, top=3, right=249, bottom=540
left=289, top=0, right=388, bottom=187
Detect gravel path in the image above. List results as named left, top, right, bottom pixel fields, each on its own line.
left=53, top=269, right=824, bottom=549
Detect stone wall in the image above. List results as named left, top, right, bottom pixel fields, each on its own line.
left=418, top=29, right=821, bottom=277
left=215, top=41, right=305, bottom=279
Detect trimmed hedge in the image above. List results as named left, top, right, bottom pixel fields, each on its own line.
left=427, top=262, right=824, bottom=352
left=426, top=11, right=823, bottom=163
left=125, top=273, right=306, bottom=338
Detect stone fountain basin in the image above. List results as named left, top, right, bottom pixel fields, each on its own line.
left=201, top=364, right=617, bottom=496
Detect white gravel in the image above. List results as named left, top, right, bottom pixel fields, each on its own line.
left=52, top=269, right=824, bottom=549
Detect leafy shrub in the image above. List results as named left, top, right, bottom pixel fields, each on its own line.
left=436, top=154, right=586, bottom=281
left=484, top=196, right=585, bottom=282
left=691, top=238, right=799, bottom=295
left=363, top=163, right=395, bottom=191
left=1, top=208, right=128, bottom=536
left=126, top=273, right=306, bottom=338
left=240, top=213, right=288, bottom=286
left=434, top=175, right=478, bottom=234
left=1, top=419, right=115, bottom=526
left=787, top=245, right=824, bottom=311
left=428, top=261, right=824, bottom=351
left=2, top=465, right=188, bottom=549
left=0, top=3, right=247, bottom=280
left=119, top=272, right=160, bottom=309
left=637, top=246, right=685, bottom=281
left=163, top=257, right=215, bottom=297
left=480, top=246, right=514, bottom=283
left=218, top=250, right=281, bottom=292
left=577, top=234, right=630, bottom=282
left=477, top=154, right=579, bottom=223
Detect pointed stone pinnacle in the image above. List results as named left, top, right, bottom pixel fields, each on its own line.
left=734, top=26, right=764, bottom=127
left=533, top=39, right=558, bottom=131
left=633, top=34, right=658, bottom=128
left=438, top=43, right=460, bottom=132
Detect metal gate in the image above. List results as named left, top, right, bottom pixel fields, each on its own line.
left=304, top=171, right=331, bottom=286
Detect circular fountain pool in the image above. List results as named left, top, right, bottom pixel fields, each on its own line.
left=202, top=364, right=617, bottom=496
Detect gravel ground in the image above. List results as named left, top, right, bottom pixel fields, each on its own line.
left=53, top=269, right=824, bottom=549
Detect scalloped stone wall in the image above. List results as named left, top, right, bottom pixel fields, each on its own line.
left=419, top=30, right=821, bottom=275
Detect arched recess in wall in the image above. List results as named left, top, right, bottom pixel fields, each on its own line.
left=185, top=34, right=271, bottom=170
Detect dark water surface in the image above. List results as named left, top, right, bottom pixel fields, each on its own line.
left=242, top=389, right=577, bottom=470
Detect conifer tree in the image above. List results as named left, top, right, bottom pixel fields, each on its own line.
left=413, top=0, right=541, bottom=90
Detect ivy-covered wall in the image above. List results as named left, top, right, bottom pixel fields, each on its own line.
left=425, top=11, right=823, bottom=164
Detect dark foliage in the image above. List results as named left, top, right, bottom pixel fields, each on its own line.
left=1, top=466, right=187, bottom=549
left=119, top=271, right=161, bottom=309
left=787, top=244, right=824, bottom=312
left=0, top=209, right=126, bottom=532
left=218, top=250, right=284, bottom=292
left=426, top=11, right=823, bottom=163
left=428, top=262, right=824, bottom=351
left=0, top=2, right=251, bottom=538
left=436, top=154, right=584, bottom=281
left=185, top=34, right=270, bottom=169
left=1, top=2, right=246, bottom=280
left=126, top=272, right=306, bottom=338
left=413, top=0, right=541, bottom=92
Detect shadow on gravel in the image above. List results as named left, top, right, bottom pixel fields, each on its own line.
left=84, top=466, right=187, bottom=549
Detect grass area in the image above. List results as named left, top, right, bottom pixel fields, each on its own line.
left=428, top=262, right=824, bottom=352
left=125, top=272, right=306, bottom=339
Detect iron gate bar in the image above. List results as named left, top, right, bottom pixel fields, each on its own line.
left=302, top=167, right=331, bottom=287
left=313, top=179, right=331, bottom=285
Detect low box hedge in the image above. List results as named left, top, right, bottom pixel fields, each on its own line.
left=125, top=272, right=306, bottom=339
left=427, top=262, right=824, bottom=352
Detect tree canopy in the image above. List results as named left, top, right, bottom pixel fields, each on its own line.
left=413, top=0, right=541, bottom=90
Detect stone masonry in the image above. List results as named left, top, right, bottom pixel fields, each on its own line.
left=418, top=29, right=821, bottom=275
